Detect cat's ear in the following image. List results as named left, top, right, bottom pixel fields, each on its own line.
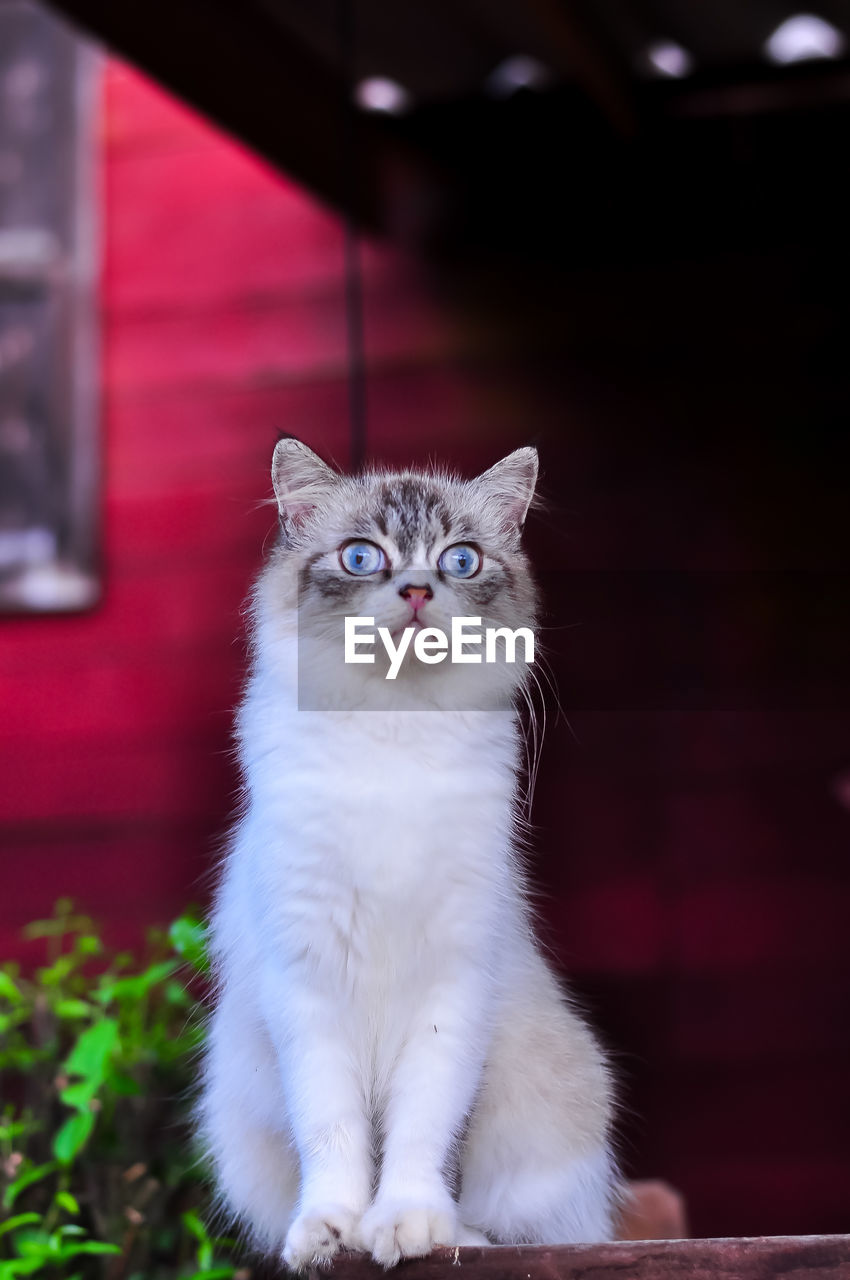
left=272, top=437, right=339, bottom=541
left=474, top=447, right=538, bottom=534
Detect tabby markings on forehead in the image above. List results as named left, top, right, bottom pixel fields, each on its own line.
left=376, top=480, right=453, bottom=552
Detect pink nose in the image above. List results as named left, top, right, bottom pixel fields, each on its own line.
left=399, top=584, right=432, bottom=611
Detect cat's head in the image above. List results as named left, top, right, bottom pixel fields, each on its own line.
left=257, top=438, right=539, bottom=711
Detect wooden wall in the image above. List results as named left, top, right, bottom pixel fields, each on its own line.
left=2, top=63, right=344, bottom=947
left=2, top=61, right=849, bottom=1242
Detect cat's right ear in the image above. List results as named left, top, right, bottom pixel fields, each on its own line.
left=474, top=446, right=539, bottom=536
left=272, top=437, right=339, bottom=543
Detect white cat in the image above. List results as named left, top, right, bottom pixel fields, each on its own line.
left=198, top=439, right=619, bottom=1270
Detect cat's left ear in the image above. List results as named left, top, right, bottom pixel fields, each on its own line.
left=272, top=437, right=339, bottom=542
left=474, top=447, right=538, bottom=535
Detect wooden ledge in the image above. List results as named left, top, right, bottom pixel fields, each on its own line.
left=262, top=1235, right=850, bottom=1280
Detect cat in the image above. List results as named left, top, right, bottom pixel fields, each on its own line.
left=198, top=438, right=619, bottom=1270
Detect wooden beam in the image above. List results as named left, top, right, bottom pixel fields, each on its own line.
left=253, top=1235, right=850, bottom=1280
left=43, top=0, right=450, bottom=244
left=523, top=0, right=636, bottom=135
left=665, top=66, right=850, bottom=119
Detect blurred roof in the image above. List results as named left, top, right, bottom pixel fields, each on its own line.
left=43, top=0, right=850, bottom=249
left=255, top=0, right=850, bottom=106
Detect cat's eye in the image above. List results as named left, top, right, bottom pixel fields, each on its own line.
left=339, top=540, right=387, bottom=575
left=438, top=543, right=481, bottom=579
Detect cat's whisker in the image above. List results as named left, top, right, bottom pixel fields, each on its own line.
left=514, top=670, right=544, bottom=818
left=528, top=646, right=578, bottom=744
left=525, top=666, right=547, bottom=810
left=535, top=651, right=567, bottom=729
left=535, top=619, right=584, bottom=632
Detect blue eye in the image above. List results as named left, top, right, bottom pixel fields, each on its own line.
left=438, top=544, right=481, bottom=579
left=340, top=541, right=386, bottom=575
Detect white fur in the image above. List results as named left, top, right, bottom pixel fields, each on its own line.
left=199, top=448, right=619, bottom=1270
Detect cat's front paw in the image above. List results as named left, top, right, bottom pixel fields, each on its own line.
left=282, top=1205, right=361, bottom=1271
left=358, top=1195, right=459, bottom=1268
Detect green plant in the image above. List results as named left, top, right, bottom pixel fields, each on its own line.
left=0, top=901, right=242, bottom=1280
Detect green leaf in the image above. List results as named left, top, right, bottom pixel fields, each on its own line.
left=0, top=1216, right=41, bottom=1241
left=53, top=999, right=93, bottom=1020
left=3, top=1162, right=59, bottom=1210
left=169, top=914, right=210, bottom=975
left=22, top=919, right=64, bottom=940
left=144, top=958, right=179, bottom=985
left=52, top=1110, right=95, bottom=1165
left=0, top=971, right=22, bottom=1003
left=0, top=1046, right=48, bottom=1072
left=53, top=1190, right=80, bottom=1214
left=0, top=1012, right=28, bottom=1035
left=209, top=1236, right=237, bottom=1250
left=181, top=1211, right=208, bottom=1244
left=64, top=1242, right=121, bottom=1256
left=96, top=960, right=177, bottom=1004
left=132, top=960, right=178, bottom=997
left=0, top=1258, right=45, bottom=1278
left=165, top=980, right=192, bottom=1007
left=11, top=1230, right=50, bottom=1257
left=0, top=1119, right=36, bottom=1143
left=64, top=1017, right=119, bottom=1080
left=23, top=903, right=90, bottom=941
left=35, top=956, right=77, bottom=987
left=73, top=935, right=101, bottom=956
left=104, top=1065, right=141, bottom=1096
left=182, top=1269, right=236, bottom=1280
left=59, top=1079, right=97, bottom=1111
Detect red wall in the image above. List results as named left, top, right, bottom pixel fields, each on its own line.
left=2, top=61, right=849, bottom=1241
left=2, top=63, right=350, bottom=944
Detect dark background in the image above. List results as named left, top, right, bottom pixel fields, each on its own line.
left=2, top=0, right=849, bottom=1240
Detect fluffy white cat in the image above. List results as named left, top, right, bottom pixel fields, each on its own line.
left=198, top=439, right=619, bottom=1270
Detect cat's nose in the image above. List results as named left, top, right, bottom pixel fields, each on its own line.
left=398, top=583, right=433, bottom=609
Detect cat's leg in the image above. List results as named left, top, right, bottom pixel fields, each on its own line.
left=357, top=972, right=490, bottom=1266
left=458, top=955, right=620, bottom=1245
left=198, top=986, right=300, bottom=1251
left=260, top=963, right=374, bottom=1271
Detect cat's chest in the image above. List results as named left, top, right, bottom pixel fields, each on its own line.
left=249, top=710, right=516, bottom=899
left=310, top=713, right=504, bottom=812
left=233, top=706, right=520, bottom=1001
